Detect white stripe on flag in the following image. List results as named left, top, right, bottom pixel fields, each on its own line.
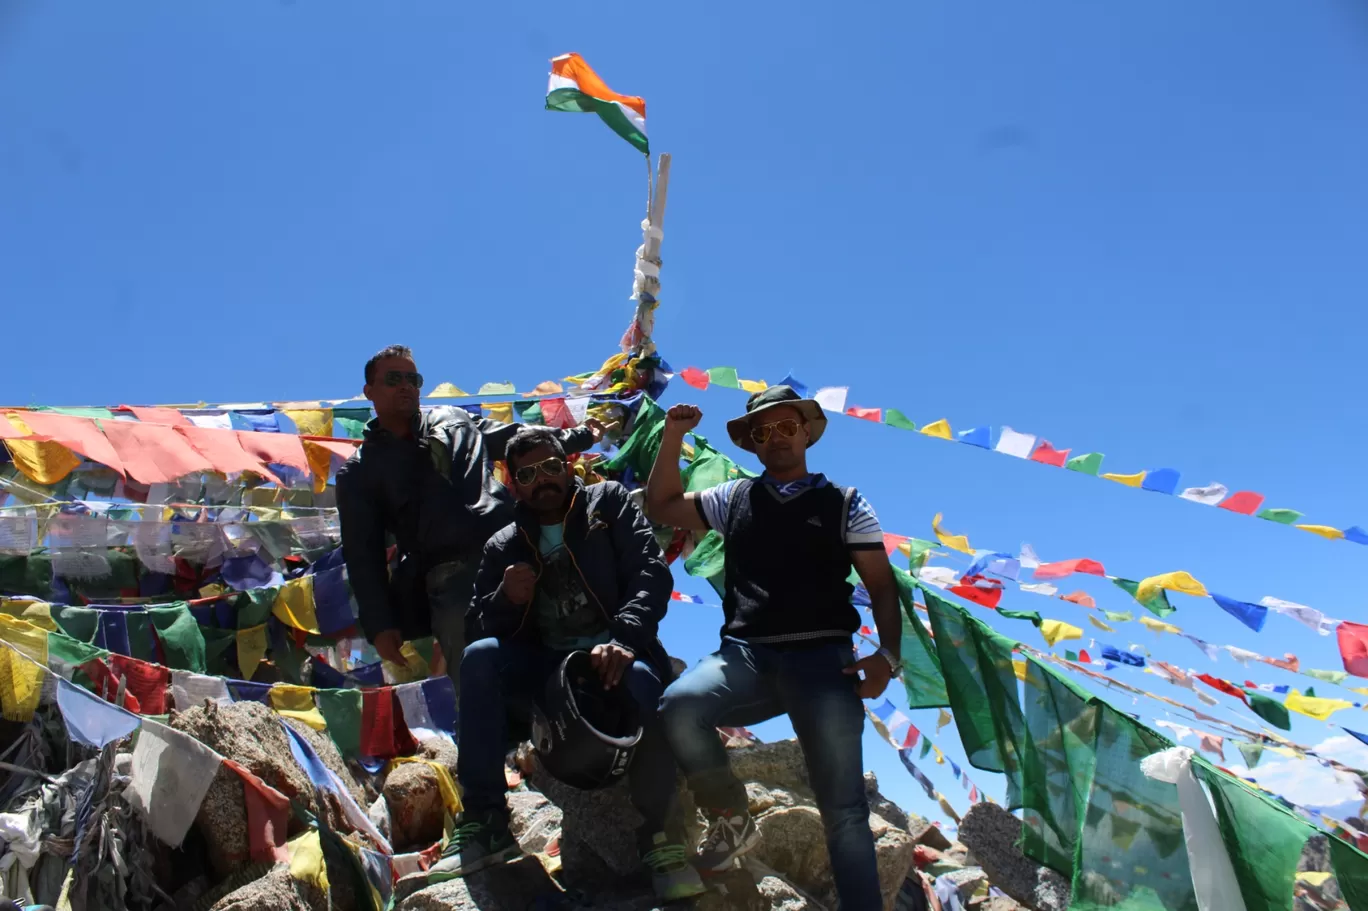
left=995, top=427, right=1037, bottom=458
left=813, top=387, right=849, bottom=413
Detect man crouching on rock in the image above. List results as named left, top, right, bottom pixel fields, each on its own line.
left=437, top=427, right=705, bottom=901
left=646, top=387, right=903, bottom=910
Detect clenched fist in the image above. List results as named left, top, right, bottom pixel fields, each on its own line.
left=664, top=404, right=703, bottom=436
left=501, top=562, right=537, bottom=605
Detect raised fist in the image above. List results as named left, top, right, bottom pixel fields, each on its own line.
left=501, top=562, right=537, bottom=605
left=665, top=404, right=703, bottom=435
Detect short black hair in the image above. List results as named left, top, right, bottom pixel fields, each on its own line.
left=364, top=345, right=415, bottom=385
left=505, top=426, right=565, bottom=472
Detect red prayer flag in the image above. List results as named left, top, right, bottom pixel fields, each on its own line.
left=236, top=430, right=311, bottom=473
left=118, top=405, right=191, bottom=426
left=539, top=398, right=577, bottom=429
left=882, top=533, right=909, bottom=556
left=7, top=412, right=126, bottom=475
left=949, top=575, right=1003, bottom=609
left=1079, top=650, right=1092, bottom=664
left=360, top=687, right=417, bottom=758
left=1337, top=621, right=1368, bottom=678
left=78, top=659, right=141, bottom=712
left=175, top=425, right=282, bottom=485
left=679, top=367, right=710, bottom=390
left=1260, top=653, right=1300, bottom=673
left=846, top=406, right=882, bottom=422
left=1195, top=673, right=1250, bottom=705
left=1029, top=440, right=1070, bottom=467
left=1033, top=558, right=1106, bottom=580
left=859, top=626, right=873, bottom=636
left=1060, top=591, right=1096, bottom=609
left=101, top=420, right=215, bottom=485
left=108, top=654, right=169, bottom=715
left=1218, top=491, right=1265, bottom=515
left=223, top=759, right=291, bottom=863
left=902, top=724, right=921, bottom=749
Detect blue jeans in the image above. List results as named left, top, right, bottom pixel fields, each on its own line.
left=660, top=637, right=880, bottom=910
left=426, top=559, right=479, bottom=696
left=457, top=637, right=681, bottom=841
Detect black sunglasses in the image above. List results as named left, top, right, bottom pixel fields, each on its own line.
left=382, top=370, right=423, bottom=389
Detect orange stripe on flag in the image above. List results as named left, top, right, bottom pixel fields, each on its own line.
left=551, top=53, right=646, bottom=117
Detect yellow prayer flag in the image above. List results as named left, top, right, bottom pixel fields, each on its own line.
left=301, top=440, right=334, bottom=494
left=270, top=684, right=327, bottom=731
left=933, top=745, right=945, bottom=764
left=429, top=382, right=469, bottom=398
left=236, top=624, right=268, bottom=680
left=1295, top=524, right=1345, bottom=540
left=937, top=708, right=953, bottom=731
left=272, top=575, right=320, bottom=635
left=383, top=641, right=431, bottom=685
left=936, top=794, right=961, bottom=824
left=1285, top=689, right=1353, bottom=721
left=286, top=830, right=330, bottom=890
left=0, top=616, right=48, bottom=722
left=1351, top=687, right=1368, bottom=698
left=1088, top=616, right=1115, bottom=633
left=1101, top=471, right=1146, bottom=488
left=1265, top=746, right=1301, bottom=759
left=483, top=402, right=515, bottom=425
left=920, top=419, right=953, bottom=440
left=1298, top=871, right=1333, bottom=888
left=1012, top=659, right=1029, bottom=682
left=1139, top=616, right=1182, bottom=635
left=388, top=757, right=463, bottom=818
left=1135, top=571, right=1208, bottom=604
left=0, top=600, right=57, bottom=632
left=738, top=379, right=768, bottom=394
left=284, top=409, right=333, bottom=437
left=932, top=513, right=973, bottom=555
left=478, top=382, right=516, bottom=395
left=1040, top=619, right=1083, bottom=648
left=4, top=416, right=82, bottom=485
left=869, top=714, right=893, bottom=744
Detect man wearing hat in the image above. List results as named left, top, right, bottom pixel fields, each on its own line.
left=645, top=386, right=903, bottom=909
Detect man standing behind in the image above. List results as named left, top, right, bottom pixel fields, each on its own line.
left=439, top=427, right=704, bottom=901
left=336, top=345, right=601, bottom=691
left=645, top=386, right=902, bottom=910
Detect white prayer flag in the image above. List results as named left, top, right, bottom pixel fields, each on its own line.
left=1179, top=483, right=1228, bottom=506
left=995, top=427, right=1037, bottom=459
left=125, top=720, right=221, bottom=847
left=813, top=387, right=849, bottom=413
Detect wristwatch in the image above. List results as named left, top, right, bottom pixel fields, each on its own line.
left=876, top=647, right=903, bottom=679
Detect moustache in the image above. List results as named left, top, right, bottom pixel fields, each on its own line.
left=532, top=482, right=564, bottom=498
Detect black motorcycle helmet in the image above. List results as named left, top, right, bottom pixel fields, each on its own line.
left=532, top=650, right=643, bottom=790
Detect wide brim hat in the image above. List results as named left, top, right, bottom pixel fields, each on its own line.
left=726, top=384, right=828, bottom=453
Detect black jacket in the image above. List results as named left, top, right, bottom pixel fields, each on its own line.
left=469, top=479, right=675, bottom=682
left=336, top=407, right=595, bottom=641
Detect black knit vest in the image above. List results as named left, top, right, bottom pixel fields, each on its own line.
left=721, top=479, right=859, bottom=645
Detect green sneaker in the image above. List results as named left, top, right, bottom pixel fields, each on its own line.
left=641, top=832, right=707, bottom=901
left=429, top=811, right=524, bottom=879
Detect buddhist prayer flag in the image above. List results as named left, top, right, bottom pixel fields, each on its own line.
left=1101, top=471, right=1146, bottom=487
left=932, top=514, right=973, bottom=555
left=920, top=419, right=952, bottom=440
left=1219, top=491, right=1265, bottom=515
left=1135, top=571, right=1207, bottom=603
left=546, top=53, right=648, bottom=154
left=1210, top=593, right=1268, bottom=632
left=1030, top=440, right=1070, bottom=467
left=1033, top=558, right=1106, bottom=580
left=1040, top=619, right=1083, bottom=647
left=1336, top=621, right=1368, bottom=677
left=1285, top=689, right=1353, bottom=721
left=994, top=427, right=1036, bottom=458
left=1179, top=483, right=1228, bottom=505
left=1066, top=452, right=1104, bottom=475
left=1140, top=468, right=1181, bottom=495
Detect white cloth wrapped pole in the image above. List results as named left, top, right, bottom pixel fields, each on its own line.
left=1139, top=746, right=1247, bottom=911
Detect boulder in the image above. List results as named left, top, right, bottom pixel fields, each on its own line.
left=729, top=740, right=813, bottom=797
left=384, top=761, right=447, bottom=850
left=968, top=896, right=1025, bottom=910
left=529, top=758, right=644, bottom=881
left=507, top=788, right=563, bottom=854
left=754, top=806, right=831, bottom=894
left=941, top=867, right=990, bottom=901
left=869, top=812, right=916, bottom=909
left=394, top=855, right=563, bottom=909
left=207, top=865, right=324, bottom=911
left=865, top=773, right=911, bottom=831
left=907, top=818, right=952, bottom=852
left=957, top=802, right=1069, bottom=911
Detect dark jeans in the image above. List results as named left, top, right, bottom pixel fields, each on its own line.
left=660, top=637, right=880, bottom=910
left=426, top=559, right=477, bottom=697
left=457, top=636, right=681, bottom=841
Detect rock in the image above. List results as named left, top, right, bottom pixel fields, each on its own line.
left=943, top=842, right=978, bottom=868
left=207, top=865, right=324, bottom=911
left=756, top=874, right=827, bottom=911
left=395, top=855, right=563, bottom=909
left=728, top=740, right=813, bottom=797
left=528, top=753, right=644, bottom=881
left=957, top=802, right=1069, bottom=911
left=507, top=788, right=562, bottom=854
left=692, top=867, right=768, bottom=911
left=416, top=736, right=460, bottom=777
left=968, top=895, right=1024, bottom=910
left=869, top=812, right=916, bottom=909
left=1297, top=834, right=1342, bottom=908
left=865, top=773, right=911, bottom=832
left=746, top=782, right=778, bottom=815
left=907, top=818, right=952, bottom=852
left=754, top=806, right=831, bottom=895
left=385, top=761, right=447, bottom=850
left=942, top=867, right=989, bottom=900
left=173, top=701, right=338, bottom=877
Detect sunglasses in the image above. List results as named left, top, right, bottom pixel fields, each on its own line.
left=750, top=418, right=803, bottom=445
left=514, top=456, right=566, bottom=487
left=382, top=370, right=423, bottom=389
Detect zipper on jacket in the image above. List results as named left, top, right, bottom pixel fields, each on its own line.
left=511, top=487, right=613, bottom=638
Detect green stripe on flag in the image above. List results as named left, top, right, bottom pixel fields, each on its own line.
left=707, top=367, right=740, bottom=389
left=1066, top=452, right=1104, bottom=475
left=885, top=409, right=917, bottom=431
left=546, top=88, right=648, bottom=154
left=1257, top=507, right=1303, bottom=525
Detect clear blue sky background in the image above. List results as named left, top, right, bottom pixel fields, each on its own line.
left=4, top=0, right=1368, bottom=826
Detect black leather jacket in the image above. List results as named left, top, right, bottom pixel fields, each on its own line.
left=336, top=407, right=595, bottom=641
left=469, top=479, right=675, bottom=682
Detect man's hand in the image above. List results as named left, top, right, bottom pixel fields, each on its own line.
left=584, top=418, right=607, bottom=443
left=374, top=629, right=408, bottom=666
left=844, top=653, right=893, bottom=699
left=501, top=563, right=537, bottom=605
left=664, top=404, right=702, bottom=437
left=590, top=642, right=636, bottom=689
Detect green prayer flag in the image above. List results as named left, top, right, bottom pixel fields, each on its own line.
left=126, top=612, right=159, bottom=662
left=997, top=607, right=1044, bottom=625
left=884, top=409, right=917, bottom=431
left=1065, top=452, right=1104, bottom=475
left=706, top=367, right=740, bottom=389
left=513, top=401, right=543, bottom=425
left=683, top=531, right=727, bottom=598
left=317, top=688, right=363, bottom=757
left=36, top=406, right=115, bottom=419
left=46, top=630, right=106, bottom=678
left=1330, top=836, right=1368, bottom=910
left=1101, top=610, right=1134, bottom=623
left=477, top=381, right=516, bottom=395
left=1236, top=741, right=1264, bottom=770
left=199, top=626, right=239, bottom=677
left=1246, top=691, right=1291, bottom=731
left=904, top=538, right=937, bottom=574
left=1305, top=687, right=1316, bottom=698
left=600, top=395, right=668, bottom=479
left=335, top=417, right=367, bottom=439
left=52, top=605, right=99, bottom=643
left=1305, top=668, right=1348, bottom=685
left=1064, top=650, right=1078, bottom=662
left=1256, top=507, right=1303, bottom=525
left=893, top=569, right=948, bottom=708
left=232, top=588, right=276, bottom=630
left=1111, top=577, right=1177, bottom=618
left=0, top=555, right=54, bottom=601
left=1198, top=762, right=1314, bottom=911
left=147, top=603, right=207, bottom=672
left=919, top=737, right=933, bottom=759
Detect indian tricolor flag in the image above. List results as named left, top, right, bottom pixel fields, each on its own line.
left=546, top=53, right=648, bottom=154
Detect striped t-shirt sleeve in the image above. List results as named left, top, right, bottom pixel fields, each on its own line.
left=846, top=490, right=884, bottom=550
left=694, top=480, right=742, bottom=533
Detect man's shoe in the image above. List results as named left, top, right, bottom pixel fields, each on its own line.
left=693, top=809, right=762, bottom=872
left=428, top=811, right=524, bottom=878
left=641, top=832, right=708, bottom=900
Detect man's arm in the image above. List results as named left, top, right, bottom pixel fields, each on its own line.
left=335, top=462, right=395, bottom=643
left=852, top=548, right=901, bottom=665
left=467, top=534, right=529, bottom=642
left=643, top=404, right=709, bottom=532
left=603, top=483, right=673, bottom=657
left=475, top=411, right=603, bottom=461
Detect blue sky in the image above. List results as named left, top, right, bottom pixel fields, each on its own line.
left=4, top=0, right=1368, bottom=825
